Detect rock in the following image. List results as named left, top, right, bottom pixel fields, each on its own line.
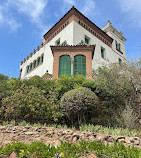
left=72, top=136, right=77, bottom=143
left=9, top=151, right=17, bottom=158
left=104, top=135, right=114, bottom=143
left=80, top=153, right=97, bottom=158
left=116, top=136, right=125, bottom=142
left=0, top=125, right=140, bottom=149
left=25, top=132, right=33, bottom=135
left=89, top=135, right=96, bottom=142
left=85, top=133, right=89, bottom=137
left=96, top=134, right=105, bottom=142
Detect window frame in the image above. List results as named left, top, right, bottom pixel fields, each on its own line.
left=119, top=58, right=122, bottom=64
left=101, top=47, right=106, bottom=60
left=84, top=35, right=90, bottom=44
left=56, top=38, right=60, bottom=46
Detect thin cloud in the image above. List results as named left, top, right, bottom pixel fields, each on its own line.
left=63, top=0, right=75, bottom=5
left=0, top=0, right=49, bottom=34
left=7, top=0, right=48, bottom=23
left=118, top=0, right=141, bottom=27
left=81, top=0, right=96, bottom=17
left=0, top=5, right=21, bottom=31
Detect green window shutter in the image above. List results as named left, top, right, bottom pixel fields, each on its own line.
left=57, top=40, right=60, bottom=46
left=73, top=55, right=86, bottom=77
left=33, top=60, right=36, bottom=68
left=37, top=58, right=40, bottom=66
left=85, top=38, right=89, bottom=44
left=27, top=66, right=29, bottom=73
left=119, top=43, right=121, bottom=51
left=101, top=49, right=104, bottom=59
left=59, top=55, right=71, bottom=77
left=30, top=63, right=32, bottom=71
left=41, top=55, right=44, bottom=63
left=115, top=40, right=118, bottom=49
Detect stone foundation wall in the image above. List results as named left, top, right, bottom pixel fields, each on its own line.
left=0, top=126, right=141, bottom=149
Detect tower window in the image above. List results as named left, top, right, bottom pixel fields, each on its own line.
left=115, top=40, right=121, bottom=51
left=101, top=47, right=105, bottom=59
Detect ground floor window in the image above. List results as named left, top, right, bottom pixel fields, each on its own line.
left=73, top=55, right=86, bottom=76
left=59, top=54, right=86, bottom=77
left=59, top=55, right=71, bottom=77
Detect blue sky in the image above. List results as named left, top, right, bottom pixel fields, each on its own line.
left=0, top=0, right=140, bottom=78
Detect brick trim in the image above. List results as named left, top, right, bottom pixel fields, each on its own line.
left=51, top=45, right=95, bottom=79
left=44, top=6, right=113, bottom=47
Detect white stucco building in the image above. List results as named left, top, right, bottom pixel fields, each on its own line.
left=20, top=6, right=127, bottom=79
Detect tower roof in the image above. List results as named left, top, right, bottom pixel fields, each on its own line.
left=102, top=20, right=127, bottom=42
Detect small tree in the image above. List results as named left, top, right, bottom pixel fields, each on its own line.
left=121, top=101, right=140, bottom=129
left=60, top=87, right=99, bottom=125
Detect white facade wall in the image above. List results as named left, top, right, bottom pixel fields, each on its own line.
left=107, top=32, right=126, bottom=59
left=20, top=21, right=74, bottom=79
left=73, top=21, right=126, bottom=70
left=20, top=20, right=126, bottom=79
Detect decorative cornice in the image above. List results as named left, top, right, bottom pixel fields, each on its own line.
left=102, top=20, right=127, bottom=42
left=51, top=45, right=95, bottom=59
left=44, top=6, right=113, bottom=46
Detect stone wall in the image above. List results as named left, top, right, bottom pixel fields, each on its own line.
left=0, top=125, right=141, bottom=149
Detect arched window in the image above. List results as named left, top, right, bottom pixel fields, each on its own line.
left=59, top=55, right=71, bottom=77
left=33, top=60, right=36, bottom=68
left=73, top=55, right=86, bottom=76
left=37, top=57, right=40, bottom=66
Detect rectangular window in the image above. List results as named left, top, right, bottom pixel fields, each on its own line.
left=85, top=37, right=89, bottom=44
left=27, top=66, right=29, bottom=73
left=101, top=47, right=105, bottom=59
left=115, top=40, right=121, bottom=51
left=33, top=60, right=36, bottom=68
left=41, top=55, right=44, bottom=63
left=37, top=57, right=40, bottom=66
left=119, top=58, right=122, bottom=64
left=56, top=39, right=60, bottom=46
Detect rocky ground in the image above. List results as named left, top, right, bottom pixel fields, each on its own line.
left=0, top=125, right=141, bottom=149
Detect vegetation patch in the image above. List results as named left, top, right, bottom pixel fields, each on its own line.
left=0, top=141, right=141, bottom=158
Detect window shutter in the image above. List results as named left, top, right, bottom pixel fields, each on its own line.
left=85, top=38, right=89, bottom=44
left=41, top=55, right=44, bottom=63
left=37, top=58, right=40, bottom=66
left=27, top=66, right=29, bottom=73
left=33, top=61, right=36, bottom=68
left=101, top=49, right=104, bottom=59
left=73, top=55, right=86, bottom=76
left=59, top=55, right=71, bottom=77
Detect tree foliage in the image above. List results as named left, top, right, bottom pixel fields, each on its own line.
left=93, top=58, right=141, bottom=128
left=60, top=87, right=99, bottom=125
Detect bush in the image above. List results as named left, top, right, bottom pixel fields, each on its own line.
left=61, top=87, right=99, bottom=125
left=1, top=84, right=52, bottom=122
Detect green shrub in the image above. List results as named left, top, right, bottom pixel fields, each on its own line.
left=61, top=87, right=99, bottom=125
left=0, top=141, right=140, bottom=158
left=1, top=84, right=53, bottom=122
